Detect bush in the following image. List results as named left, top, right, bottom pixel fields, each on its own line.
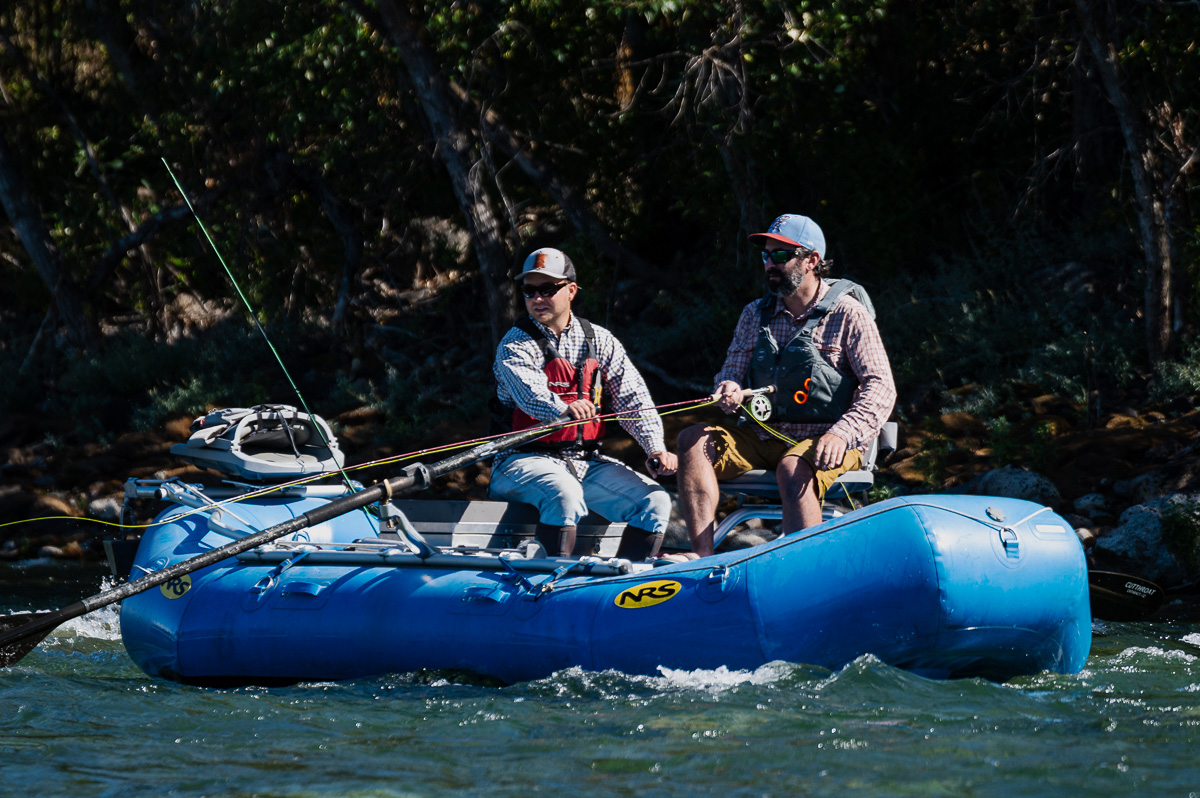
left=873, top=231, right=1144, bottom=419
left=1150, top=334, right=1200, bottom=403
left=1161, top=498, right=1200, bottom=572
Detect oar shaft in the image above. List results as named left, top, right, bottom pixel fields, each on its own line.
left=0, top=415, right=573, bottom=658
left=92, top=420, right=570, bottom=604
left=0, top=481, right=392, bottom=652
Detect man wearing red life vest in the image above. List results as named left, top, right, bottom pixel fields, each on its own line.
left=490, top=247, right=679, bottom=560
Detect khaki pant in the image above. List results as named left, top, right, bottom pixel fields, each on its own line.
left=703, top=423, right=863, bottom=500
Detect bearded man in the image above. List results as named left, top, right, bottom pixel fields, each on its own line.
left=670, top=214, right=896, bottom=560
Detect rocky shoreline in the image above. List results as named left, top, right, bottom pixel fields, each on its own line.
left=880, top=395, right=1200, bottom=591
left=4, top=394, right=1199, bottom=593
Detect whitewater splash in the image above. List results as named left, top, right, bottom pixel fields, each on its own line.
left=44, top=576, right=124, bottom=644
left=654, top=661, right=800, bottom=691
left=1111, top=645, right=1198, bottom=666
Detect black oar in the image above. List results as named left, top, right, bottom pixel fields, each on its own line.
left=0, top=416, right=571, bottom=668
left=1088, top=569, right=1165, bottom=622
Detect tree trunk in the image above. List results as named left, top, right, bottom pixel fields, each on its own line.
left=0, top=27, right=165, bottom=330
left=367, top=0, right=516, bottom=346
left=715, top=134, right=764, bottom=246
left=449, top=82, right=663, bottom=280
left=0, top=131, right=93, bottom=348
left=1073, top=0, right=1173, bottom=363
left=265, top=151, right=363, bottom=332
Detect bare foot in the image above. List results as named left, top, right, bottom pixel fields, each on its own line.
left=657, top=552, right=701, bottom=563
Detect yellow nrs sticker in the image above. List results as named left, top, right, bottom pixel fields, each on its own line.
left=160, top=574, right=192, bottom=600
left=614, top=579, right=681, bottom=609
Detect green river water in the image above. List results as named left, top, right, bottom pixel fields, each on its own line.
left=3, top=561, right=1199, bottom=797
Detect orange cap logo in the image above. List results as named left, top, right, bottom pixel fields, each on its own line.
left=534, top=253, right=549, bottom=270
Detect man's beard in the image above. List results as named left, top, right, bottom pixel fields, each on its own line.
left=766, top=266, right=804, bottom=297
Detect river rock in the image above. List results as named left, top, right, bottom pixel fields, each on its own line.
left=968, top=465, right=1062, bottom=507
left=88, top=497, right=123, bottom=522
left=1113, top=471, right=1170, bottom=505
left=0, top=484, right=34, bottom=519
left=1092, top=495, right=1197, bottom=587
left=939, top=412, right=987, bottom=437
left=723, top=528, right=776, bottom=551
left=1073, top=493, right=1108, bottom=517
left=1060, top=512, right=1092, bottom=530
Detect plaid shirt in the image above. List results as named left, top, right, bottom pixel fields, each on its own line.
left=494, top=314, right=667, bottom=458
left=714, top=283, right=896, bottom=450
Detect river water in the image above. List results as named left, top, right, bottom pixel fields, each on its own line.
left=3, top=561, right=1200, bottom=797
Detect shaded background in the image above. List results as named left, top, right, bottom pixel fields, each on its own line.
left=1, top=1, right=1199, bottom=559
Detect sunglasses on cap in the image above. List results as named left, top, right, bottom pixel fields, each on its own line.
left=521, top=281, right=571, bottom=298
left=761, top=248, right=812, bottom=265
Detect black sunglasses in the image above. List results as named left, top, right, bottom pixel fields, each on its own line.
left=521, top=281, right=570, bottom=299
left=761, top=248, right=810, bottom=265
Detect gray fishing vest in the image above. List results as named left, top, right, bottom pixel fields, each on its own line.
left=746, top=279, right=873, bottom=424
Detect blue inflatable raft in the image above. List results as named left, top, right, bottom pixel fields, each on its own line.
left=116, top=481, right=1091, bottom=685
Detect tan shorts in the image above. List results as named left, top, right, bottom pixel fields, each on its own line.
left=704, top=423, right=864, bottom=500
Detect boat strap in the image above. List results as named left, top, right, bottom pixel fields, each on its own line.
left=498, top=557, right=535, bottom=592
left=250, top=550, right=312, bottom=595
left=533, top=564, right=576, bottom=599
left=532, top=558, right=623, bottom=598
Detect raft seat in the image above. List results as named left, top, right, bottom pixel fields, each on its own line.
left=718, top=421, right=898, bottom=503
left=382, top=499, right=627, bottom=558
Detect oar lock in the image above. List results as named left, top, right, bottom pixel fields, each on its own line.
left=398, top=462, right=433, bottom=492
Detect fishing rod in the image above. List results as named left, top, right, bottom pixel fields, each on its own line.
left=0, top=395, right=718, bottom=538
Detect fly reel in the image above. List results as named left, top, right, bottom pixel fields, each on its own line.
left=744, top=386, right=776, bottom=422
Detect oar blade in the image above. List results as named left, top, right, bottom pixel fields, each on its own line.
left=0, top=611, right=59, bottom=668
left=1089, top=570, right=1165, bottom=622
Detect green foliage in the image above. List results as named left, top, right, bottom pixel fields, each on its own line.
left=1027, top=422, right=1056, bottom=474
left=1161, top=498, right=1200, bottom=573
left=1150, top=333, right=1200, bottom=402
left=986, top=418, right=1021, bottom=468
left=1, top=0, right=1198, bottom=450
left=912, top=433, right=954, bottom=490
left=866, top=481, right=898, bottom=504
left=877, top=230, right=1144, bottom=419
left=43, top=323, right=275, bottom=434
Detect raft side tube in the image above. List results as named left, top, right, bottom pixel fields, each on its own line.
left=747, top=502, right=944, bottom=670
left=905, top=495, right=1091, bottom=675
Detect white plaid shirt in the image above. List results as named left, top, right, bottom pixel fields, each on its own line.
left=494, top=314, right=667, bottom=459
left=715, top=283, right=896, bottom=450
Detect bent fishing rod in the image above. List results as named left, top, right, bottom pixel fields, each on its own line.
left=0, top=415, right=572, bottom=668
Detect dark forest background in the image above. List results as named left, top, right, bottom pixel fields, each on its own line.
left=2, top=0, right=1198, bottom=462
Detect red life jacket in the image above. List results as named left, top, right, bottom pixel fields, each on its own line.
left=498, top=316, right=605, bottom=450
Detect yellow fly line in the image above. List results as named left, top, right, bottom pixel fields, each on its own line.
left=0, top=399, right=718, bottom=534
